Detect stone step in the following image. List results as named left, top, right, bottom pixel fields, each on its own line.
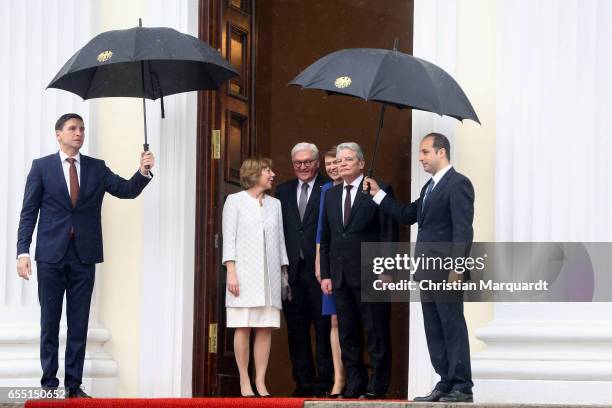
left=304, top=402, right=612, bottom=408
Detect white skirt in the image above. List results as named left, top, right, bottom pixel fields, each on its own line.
left=226, top=228, right=281, bottom=328
left=226, top=305, right=280, bottom=328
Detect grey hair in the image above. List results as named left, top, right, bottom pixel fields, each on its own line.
left=291, top=142, right=319, bottom=160
left=336, top=142, right=365, bottom=161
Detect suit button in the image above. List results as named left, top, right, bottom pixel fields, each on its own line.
left=337, top=257, right=341, bottom=261
left=342, top=233, right=346, bottom=237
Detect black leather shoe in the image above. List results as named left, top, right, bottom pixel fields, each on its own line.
left=413, top=389, right=448, bottom=402
left=340, top=390, right=362, bottom=399
left=439, top=390, right=474, bottom=402
left=67, top=387, right=92, bottom=398
left=328, top=393, right=342, bottom=399
left=359, top=392, right=386, bottom=400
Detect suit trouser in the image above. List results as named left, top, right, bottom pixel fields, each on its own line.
left=334, top=282, right=391, bottom=395
left=420, top=289, right=473, bottom=394
left=283, top=260, right=333, bottom=389
left=37, top=240, right=95, bottom=388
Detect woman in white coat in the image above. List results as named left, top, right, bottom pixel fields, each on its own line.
left=222, top=156, right=289, bottom=397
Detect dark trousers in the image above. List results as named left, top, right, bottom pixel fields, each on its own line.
left=421, top=290, right=473, bottom=394
left=37, top=240, right=95, bottom=388
left=334, top=283, right=391, bottom=395
left=283, top=260, right=333, bottom=390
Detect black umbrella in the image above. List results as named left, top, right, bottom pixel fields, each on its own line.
left=48, top=19, right=238, bottom=155
left=289, top=40, right=479, bottom=181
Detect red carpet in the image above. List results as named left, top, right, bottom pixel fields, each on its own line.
left=26, top=398, right=309, bottom=408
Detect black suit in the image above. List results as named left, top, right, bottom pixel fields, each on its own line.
left=378, top=166, right=474, bottom=394
left=319, top=176, right=398, bottom=395
left=276, top=174, right=333, bottom=391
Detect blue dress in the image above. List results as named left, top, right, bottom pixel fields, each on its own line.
left=317, top=181, right=337, bottom=316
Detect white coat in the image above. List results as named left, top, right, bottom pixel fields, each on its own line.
left=222, top=190, right=289, bottom=309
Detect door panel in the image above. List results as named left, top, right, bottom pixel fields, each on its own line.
left=193, top=0, right=255, bottom=397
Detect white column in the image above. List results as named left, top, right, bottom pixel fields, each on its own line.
left=137, top=0, right=198, bottom=397
left=0, top=0, right=117, bottom=394
left=472, top=0, right=612, bottom=404
left=409, top=0, right=460, bottom=399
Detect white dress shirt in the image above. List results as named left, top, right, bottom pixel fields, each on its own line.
left=341, top=174, right=364, bottom=222
left=372, top=164, right=453, bottom=204
left=297, top=177, right=316, bottom=206
left=59, top=150, right=81, bottom=193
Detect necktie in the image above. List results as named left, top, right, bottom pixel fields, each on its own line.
left=298, top=182, right=309, bottom=221
left=343, top=185, right=353, bottom=226
left=422, top=179, right=434, bottom=206
left=66, top=158, right=80, bottom=207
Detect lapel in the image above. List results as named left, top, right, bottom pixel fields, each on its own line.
left=332, top=183, right=344, bottom=229
left=288, top=179, right=301, bottom=223
left=76, top=154, right=88, bottom=207
left=421, top=167, right=454, bottom=221
left=54, top=152, right=72, bottom=209
left=301, top=174, right=324, bottom=223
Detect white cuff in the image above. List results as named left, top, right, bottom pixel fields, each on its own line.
left=17, top=253, right=30, bottom=259
left=139, top=169, right=153, bottom=178
left=372, top=190, right=387, bottom=205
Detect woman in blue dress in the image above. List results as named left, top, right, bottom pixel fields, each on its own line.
left=315, top=146, right=346, bottom=397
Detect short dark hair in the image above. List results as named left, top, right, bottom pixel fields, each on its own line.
left=324, top=146, right=337, bottom=158
left=55, top=113, right=84, bottom=131
left=425, top=132, right=451, bottom=161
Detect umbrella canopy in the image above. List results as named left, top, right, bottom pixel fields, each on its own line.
left=289, top=47, right=480, bottom=124
left=47, top=20, right=238, bottom=155
left=48, top=25, right=238, bottom=100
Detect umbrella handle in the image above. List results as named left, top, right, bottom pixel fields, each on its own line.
left=143, top=143, right=150, bottom=170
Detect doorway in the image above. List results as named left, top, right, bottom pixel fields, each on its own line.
left=193, top=0, right=414, bottom=398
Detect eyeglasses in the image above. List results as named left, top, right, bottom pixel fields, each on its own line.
left=292, top=159, right=317, bottom=168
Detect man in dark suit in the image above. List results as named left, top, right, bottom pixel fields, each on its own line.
left=364, top=132, right=475, bottom=403
left=16, top=113, right=154, bottom=398
left=276, top=142, right=332, bottom=397
left=319, top=142, right=398, bottom=400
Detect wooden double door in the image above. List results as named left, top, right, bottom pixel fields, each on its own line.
left=193, top=0, right=414, bottom=398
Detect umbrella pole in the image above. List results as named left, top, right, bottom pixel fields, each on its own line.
left=364, top=103, right=387, bottom=194
left=139, top=18, right=151, bottom=171
left=141, top=64, right=149, bottom=153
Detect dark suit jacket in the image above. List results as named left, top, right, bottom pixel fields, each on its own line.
left=378, top=167, right=474, bottom=281
left=319, top=178, right=398, bottom=289
left=17, top=152, right=152, bottom=264
left=276, top=174, right=329, bottom=283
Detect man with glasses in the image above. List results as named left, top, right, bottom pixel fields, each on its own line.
left=276, top=143, right=332, bottom=397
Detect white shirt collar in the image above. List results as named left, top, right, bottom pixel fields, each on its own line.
left=431, top=164, right=452, bottom=185
left=343, top=173, right=364, bottom=190
left=298, top=176, right=316, bottom=189
left=59, top=150, right=81, bottom=164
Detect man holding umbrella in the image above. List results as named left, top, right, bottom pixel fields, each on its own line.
left=364, top=133, right=475, bottom=403
left=16, top=113, right=154, bottom=398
